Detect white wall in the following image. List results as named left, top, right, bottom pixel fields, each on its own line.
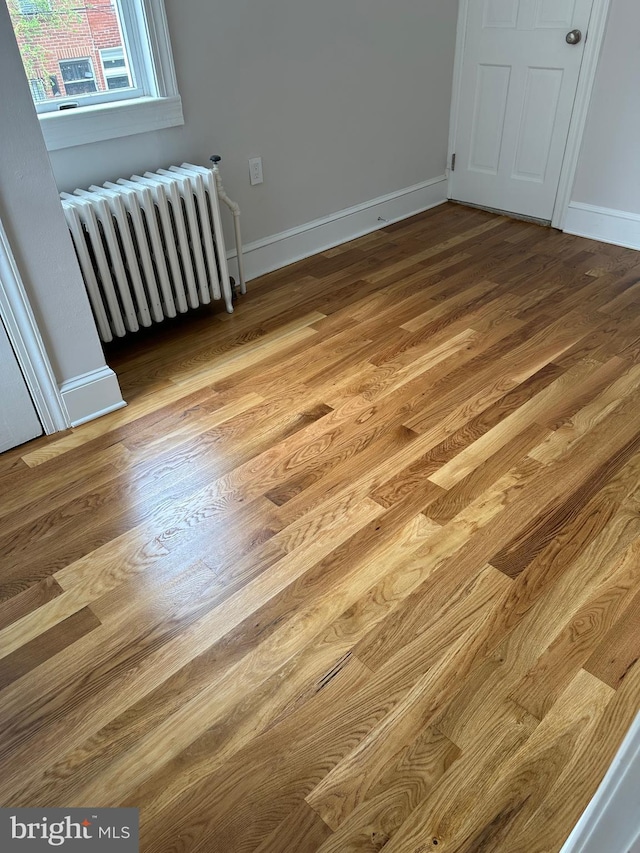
left=571, top=0, right=640, bottom=215
left=0, top=0, right=123, bottom=422
left=49, top=0, right=458, bottom=247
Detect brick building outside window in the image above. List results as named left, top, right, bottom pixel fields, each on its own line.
left=8, top=0, right=132, bottom=106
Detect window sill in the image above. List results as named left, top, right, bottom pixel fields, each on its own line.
left=39, top=94, right=184, bottom=152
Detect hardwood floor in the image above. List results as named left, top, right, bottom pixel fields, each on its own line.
left=2, top=202, right=640, bottom=852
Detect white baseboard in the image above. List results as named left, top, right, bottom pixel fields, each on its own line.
left=564, top=202, right=640, bottom=252
left=560, top=713, right=640, bottom=853
left=59, top=365, right=126, bottom=427
left=226, top=175, right=448, bottom=284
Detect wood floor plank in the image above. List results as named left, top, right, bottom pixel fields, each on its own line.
left=425, top=423, right=548, bottom=524
left=365, top=438, right=637, bottom=677
left=382, top=670, right=613, bottom=853
left=55, top=510, right=435, bottom=806
left=137, top=607, right=506, bottom=851
left=253, top=801, right=334, bottom=853
left=0, top=443, right=133, bottom=525
left=0, top=497, right=384, bottom=802
left=306, top=568, right=510, bottom=829
left=136, top=652, right=376, bottom=853
left=511, top=538, right=640, bottom=718
left=0, top=607, right=101, bottom=691
left=426, top=357, right=590, bottom=488
left=0, top=576, right=64, bottom=632
left=370, top=362, right=562, bottom=510
left=14, top=599, right=371, bottom=809
left=3, top=204, right=640, bottom=853
left=325, top=309, right=524, bottom=413
left=476, top=502, right=640, bottom=686
left=583, top=586, right=640, bottom=689
left=491, top=414, right=640, bottom=579
left=313, top=726, right=460, bottom=853
left=4, top=392, right=391, bottom=600
left=21, top=317, right=322, bottom=466
left=503, top=659, right=640, bottom=853
left=70, top=512, right=437, bottom=821
left=365, top=698, right=539, bottom=853
left=528, top=361, right=640, bottom=465
left=433, top=508, right=640, bottom=753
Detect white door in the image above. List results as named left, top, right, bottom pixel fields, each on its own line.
left=0, top=315, right=42, bottom=452
left=450, top=0, right=594, bottom=221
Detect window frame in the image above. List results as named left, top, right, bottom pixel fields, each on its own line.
left=29, top=0, right=183, bottom=151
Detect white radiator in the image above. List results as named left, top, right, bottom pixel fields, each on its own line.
left=61, top=162, right=243, bottom=343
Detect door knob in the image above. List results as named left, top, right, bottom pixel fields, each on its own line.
left=566, top=29, right=582, bottom=45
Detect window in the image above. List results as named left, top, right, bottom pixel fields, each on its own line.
left=7, top=0, right=183, bottom=150
left=100, top=47, right=131, bottom=91
left=59, top=58, right=97, bottom=97
left=10, top=0, right=141, bottom=110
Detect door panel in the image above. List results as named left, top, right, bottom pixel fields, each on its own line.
left=0, top=316, right=42, bottom=453
left=469, top=64, right=512, bottom=174
left=452, top=0, right=594, bottom=220
left=536, top=0, right=577, bottom=29
left=512, top=66, right=564, bottom=182
left=483, top=0, right=519, bottom=28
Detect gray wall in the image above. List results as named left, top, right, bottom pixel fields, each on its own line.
left=49, top=0, right=458, bottom=245
left=571, top=0, right=640, bottom=214
left=0, top=0, right=110, bottom=385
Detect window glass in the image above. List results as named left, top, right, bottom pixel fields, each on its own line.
left=7, top=0, right=136, bottom=108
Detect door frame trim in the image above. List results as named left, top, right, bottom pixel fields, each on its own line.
left=0, top=217, right=69, bottom=435
left=551, top=0, right=612, bottom=228
left=447, top=0, right=613, bottom=230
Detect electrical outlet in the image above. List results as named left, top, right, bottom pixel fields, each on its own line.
left=249, top=157, right=263, bottom=186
